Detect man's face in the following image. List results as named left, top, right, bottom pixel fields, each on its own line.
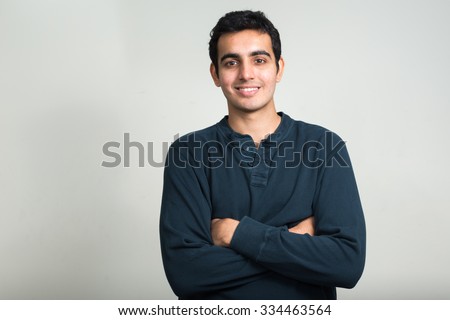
left=210, top=29, right=284, bottom=114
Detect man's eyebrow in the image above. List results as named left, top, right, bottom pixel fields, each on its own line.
left=250, top=50, right=271, bottom=58
left=220, top=53, right=240, bottom=62
left=220, top=50, right=272, bottom=63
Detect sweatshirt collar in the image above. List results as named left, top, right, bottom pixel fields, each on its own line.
left=216, top=112, right=293, bottom=144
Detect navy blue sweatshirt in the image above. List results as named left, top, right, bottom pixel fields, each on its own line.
left=160, top=112, right=366, bottom=299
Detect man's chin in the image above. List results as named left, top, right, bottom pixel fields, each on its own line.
left=228, top=103, right=268, bottom=114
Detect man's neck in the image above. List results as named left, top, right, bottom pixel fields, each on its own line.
left=227, top=107, right=281, bottom=146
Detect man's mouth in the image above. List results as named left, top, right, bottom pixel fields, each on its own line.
left=236, top=86, right=260, bottom=95
left=237, top=87, right=259, bottom=92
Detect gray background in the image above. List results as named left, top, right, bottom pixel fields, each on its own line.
left=1, top=0, right=449, bottom=299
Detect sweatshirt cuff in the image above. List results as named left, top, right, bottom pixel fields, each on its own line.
left=230, top=216, right=276, bottom=261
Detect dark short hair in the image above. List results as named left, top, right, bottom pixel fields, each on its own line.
left=209, top=10, right=282, bottom=75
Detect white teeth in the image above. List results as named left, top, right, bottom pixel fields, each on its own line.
left=239, top=87, right=258, bottom=92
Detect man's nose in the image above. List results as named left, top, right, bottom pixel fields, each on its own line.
left=239, top=61, right=255, bottom=80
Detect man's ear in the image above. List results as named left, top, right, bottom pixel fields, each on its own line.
left=210, top=63, right=221, bottom=87
left=276, top=56, right=285, bottom=83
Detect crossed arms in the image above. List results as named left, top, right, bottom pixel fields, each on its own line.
left=211, top=216, right=315, bottom=247
left=160, top=139, right=366, bottom=298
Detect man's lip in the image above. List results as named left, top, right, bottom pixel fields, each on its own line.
left=235, top=86, right=260, bottom=97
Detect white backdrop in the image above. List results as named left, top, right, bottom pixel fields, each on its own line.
left=1, top=0, right=449, bottom=299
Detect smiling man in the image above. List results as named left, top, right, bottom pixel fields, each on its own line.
left=160, top=10, right=366, bottom=299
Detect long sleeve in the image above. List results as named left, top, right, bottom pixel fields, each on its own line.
left=159, top=144, right=268, bottom=298
left=229, top=135, right=366, bottom=288
left=160, top=117, right=366, bottom=299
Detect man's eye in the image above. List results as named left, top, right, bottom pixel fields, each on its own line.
left=255, top=58, right=266, bottom=64
left=225, top=60, right=238, bottom=67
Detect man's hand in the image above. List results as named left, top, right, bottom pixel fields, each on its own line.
left=211, top=218, right=240, bottom=247
left=288, top=216, right=315, bottom=236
